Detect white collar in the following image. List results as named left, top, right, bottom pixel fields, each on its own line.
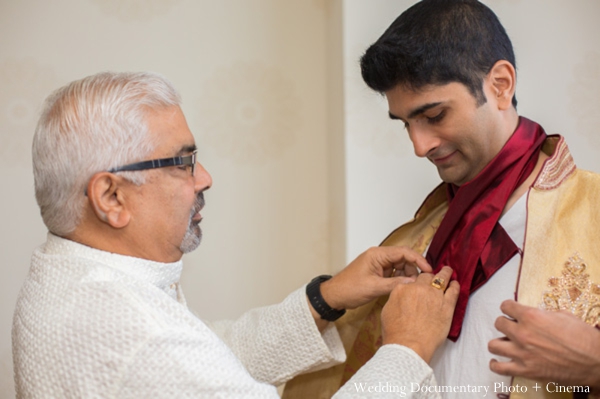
left=43, top=233, right=183, bottom=295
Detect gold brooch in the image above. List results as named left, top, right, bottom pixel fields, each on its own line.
left=540, top=253, right=600, bottom=326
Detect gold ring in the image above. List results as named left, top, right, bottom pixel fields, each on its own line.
left=391, top=268, right=397, bottom=277
left=431, top=277, right=445, bottom=290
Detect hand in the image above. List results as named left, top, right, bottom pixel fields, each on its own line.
left=320, top=246, right=433, bottom=311
left=380, top=266, right=460, bottom=363
left=489, top=300, right=600, bottom=390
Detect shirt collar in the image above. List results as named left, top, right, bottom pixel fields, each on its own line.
left=44, top=233, right=183, bottom=295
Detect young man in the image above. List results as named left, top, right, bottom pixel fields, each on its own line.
left=283, top=1, right=600, bottom=398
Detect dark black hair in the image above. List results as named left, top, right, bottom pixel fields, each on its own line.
left=360, top=0, right=517, bottom=107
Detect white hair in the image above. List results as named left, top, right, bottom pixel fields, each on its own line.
left=33, top=71, right=182, bottom=236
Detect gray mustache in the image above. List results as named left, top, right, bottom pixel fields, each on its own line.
left=192, top=192, right=205, bottom=215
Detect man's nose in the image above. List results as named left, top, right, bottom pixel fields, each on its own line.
left=408, top=126, right=440, bottom=158
left=194, top=162, right=212, bottom=192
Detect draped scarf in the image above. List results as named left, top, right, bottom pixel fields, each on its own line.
left=426, top=117, right=546, bottom=341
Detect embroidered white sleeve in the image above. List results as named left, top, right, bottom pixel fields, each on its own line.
left=333, top=345, right=440, bottom=399
left=119, top=331, right=281, bottom=398
left=207, top=286, right=346, bottom=386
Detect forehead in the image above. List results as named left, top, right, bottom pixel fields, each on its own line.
left=145, top=105, right=196, bottom=156
left=385, top=82, right=477, bottom=117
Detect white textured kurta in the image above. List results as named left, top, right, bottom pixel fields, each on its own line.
left=13, top=234, right=436, bottom=398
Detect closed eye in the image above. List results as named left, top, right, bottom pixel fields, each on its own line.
left=426, top=110, right=446, bottom=124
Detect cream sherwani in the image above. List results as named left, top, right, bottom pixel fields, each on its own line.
left=13, top=233, right=440, bottom=398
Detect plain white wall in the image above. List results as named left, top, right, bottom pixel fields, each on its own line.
left=343, top=0, right=600, bottom=263
left=0, top=1, right=337, bottom=396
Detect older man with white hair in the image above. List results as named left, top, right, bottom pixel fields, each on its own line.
left=12, top=71, right=459, bottom=398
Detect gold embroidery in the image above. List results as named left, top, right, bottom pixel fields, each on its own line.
left=534, top=136, right=576, bottom=190
left=541, top=253, right=600, bottom=326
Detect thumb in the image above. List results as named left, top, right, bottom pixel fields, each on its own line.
left=375, top=275, right=416, bottom=297
left=443, top=280, right=461, bottom=310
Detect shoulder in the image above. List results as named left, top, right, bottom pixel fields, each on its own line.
left=534, top=135, right=576, bottom=190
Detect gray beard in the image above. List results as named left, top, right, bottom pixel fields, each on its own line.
left=179, top=193, right=204, bottom=254
left=179, top=220, right=201, bottom=254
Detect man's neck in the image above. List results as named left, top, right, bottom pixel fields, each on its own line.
left=65, top=224, right=182, bottom=264
left=502, top=150, right=549, bottom=216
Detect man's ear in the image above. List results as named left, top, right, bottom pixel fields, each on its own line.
left=486, top=60, right=516, bottom=111
left=86, top=173, right=131, bottom=229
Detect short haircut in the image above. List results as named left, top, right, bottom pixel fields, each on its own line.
left=33, top=72, right=181, bottom=236
left=360, top=0, right=517, bottom=107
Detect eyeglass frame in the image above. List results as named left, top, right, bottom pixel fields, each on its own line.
left=108, top=150, right=198, bottom=176
left=83, top=150, right=198, bottom=196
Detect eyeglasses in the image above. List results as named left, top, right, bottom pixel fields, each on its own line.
left=109, top=150, right=198, bottom=176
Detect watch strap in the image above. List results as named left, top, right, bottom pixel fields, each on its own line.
left=306, top=275, right=346, bottom=321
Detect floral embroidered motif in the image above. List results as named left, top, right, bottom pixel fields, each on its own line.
left=541, top=253, right=600, bottom=326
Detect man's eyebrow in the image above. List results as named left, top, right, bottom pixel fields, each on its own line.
left=407, top=102, right=442, bottom=119
left=388, top=102, right=443, bottom=121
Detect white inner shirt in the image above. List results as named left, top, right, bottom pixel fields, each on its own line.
left=430, top=193, right=528, bottom=399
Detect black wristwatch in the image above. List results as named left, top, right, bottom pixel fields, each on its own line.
left=306, top=275, right=346, bottom=321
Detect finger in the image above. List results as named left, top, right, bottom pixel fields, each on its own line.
left=388, top=260, right=409, bottom=277
left=402, top=264, right=419, bottom=278
left=426, top=266, right=453, bottom=288
left=499, top=300, right=525, bottom=321
left=494, top=315, right=518, bottom=338
left=489, top=358, right=524, bottom=377
left=439, top=280, right=460, bottom=318
left=416, top=271, right=434, bottom=284
left=383, top=264, right=395, bottom=278
left=443, top=280, right=460, bottom=304
left=393, top=276, right=417, bottom=284
left=436, top=266, right=453, bottom=281
left=380, top=246, right=433, bottom=273
left=379, top=276, right=417, bottom=295
left=488, top=336, right=521, bottom=358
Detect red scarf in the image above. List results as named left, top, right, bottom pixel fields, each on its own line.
left=426, top=117, right=546, bottom=341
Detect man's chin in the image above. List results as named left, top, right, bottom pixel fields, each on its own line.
left=179, top=227, right=202, bottom=254
left=438, top=168, right=470, bottom=187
